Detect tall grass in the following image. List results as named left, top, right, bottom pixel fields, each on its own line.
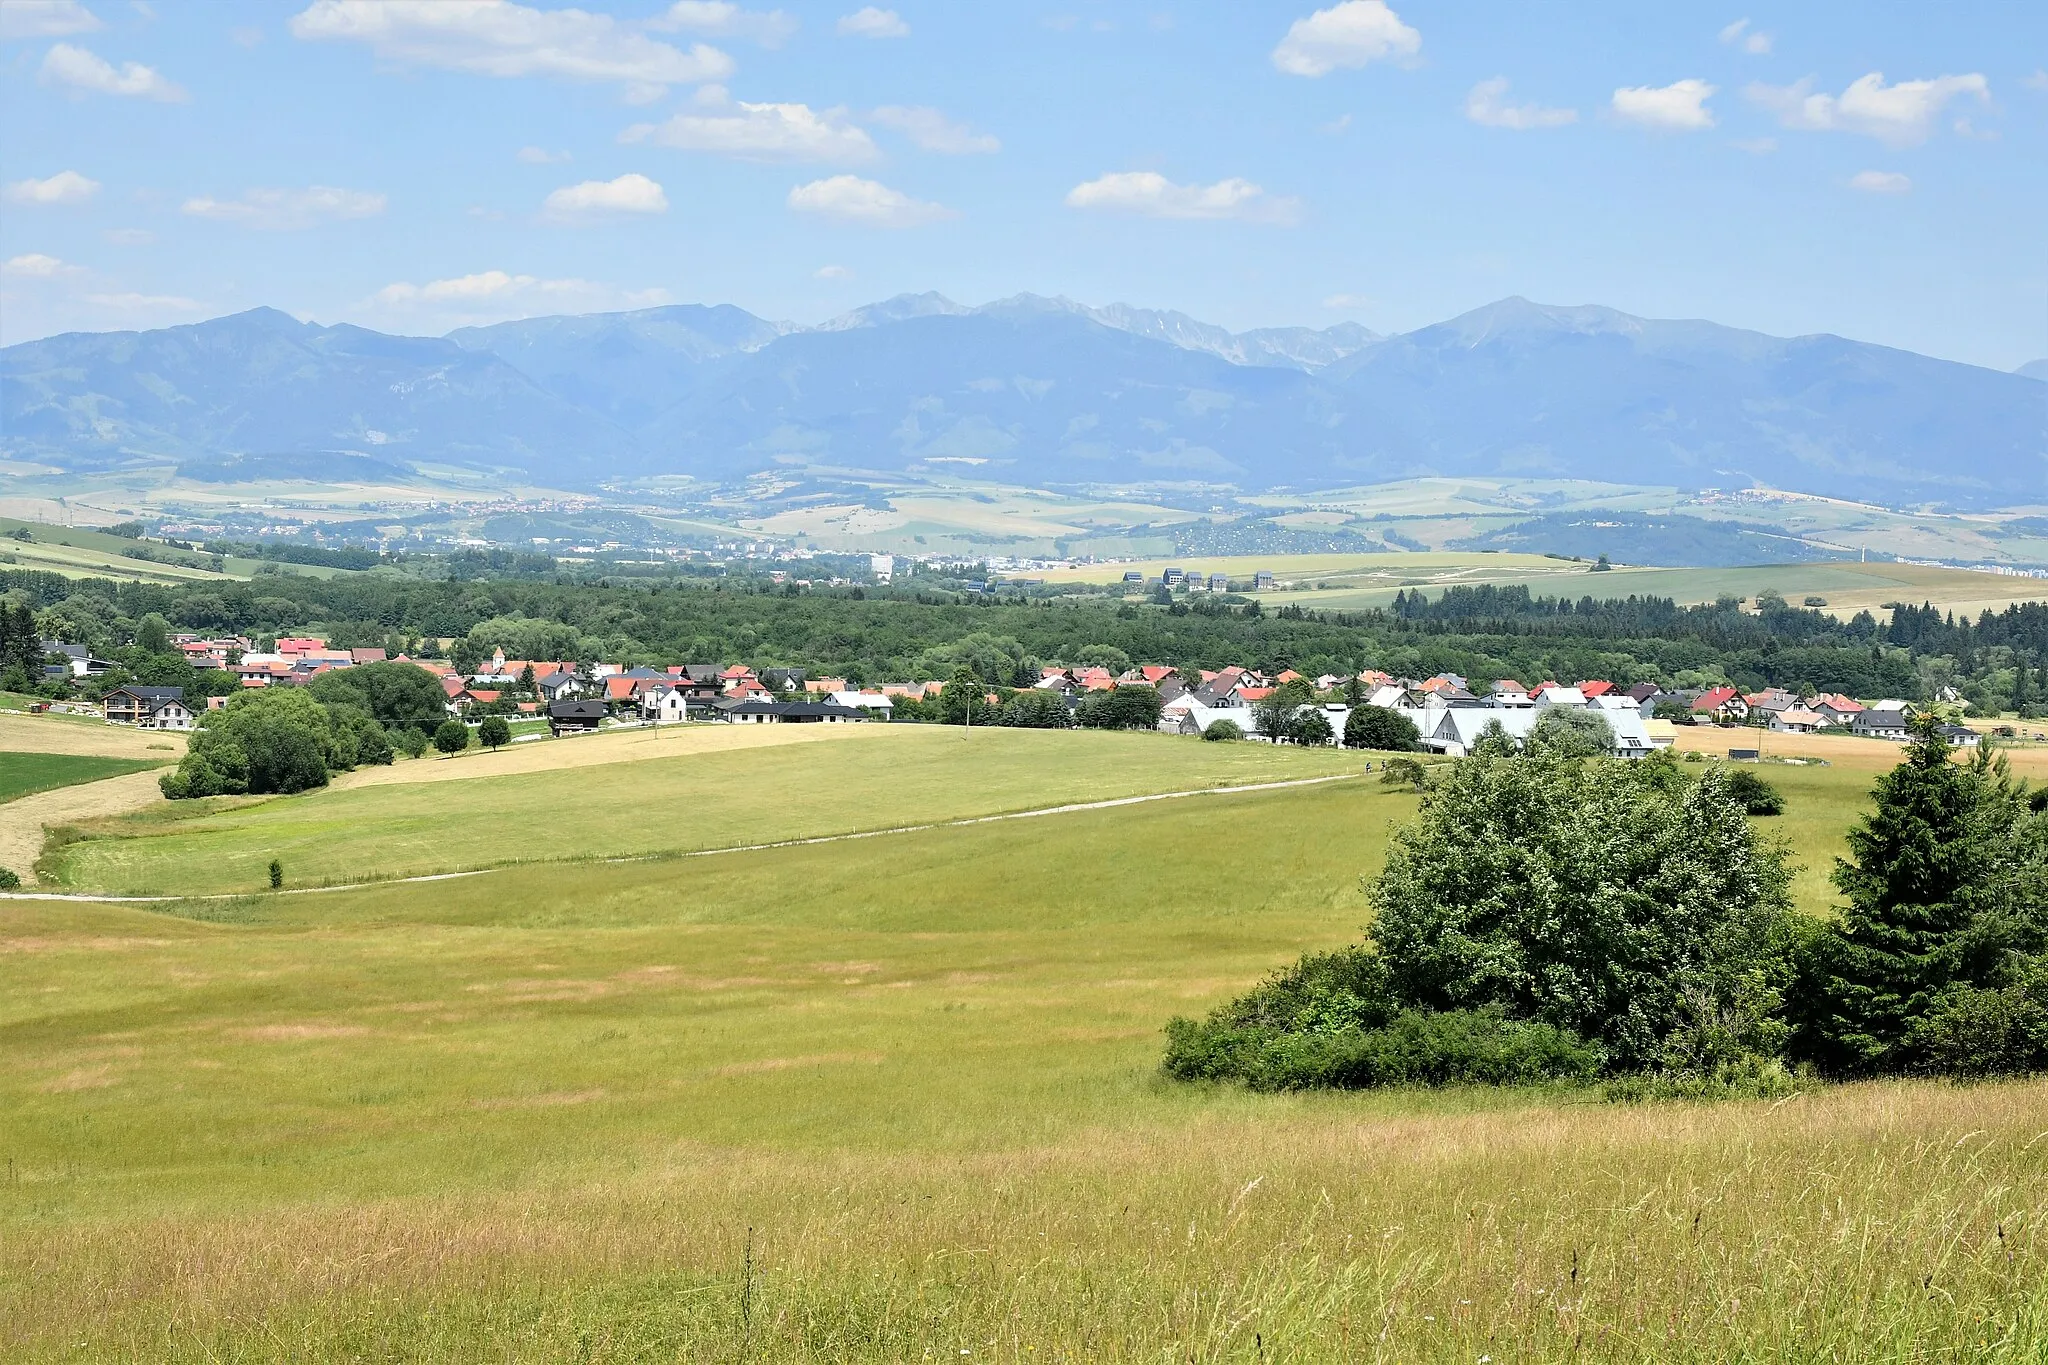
left=6, top=1085, right=2044, bottom=1361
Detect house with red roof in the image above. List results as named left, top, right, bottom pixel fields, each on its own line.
left=1692, top=687, right=1747, bottom=722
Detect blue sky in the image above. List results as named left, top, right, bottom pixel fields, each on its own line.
left=3, top=0, right=2044, bottom=368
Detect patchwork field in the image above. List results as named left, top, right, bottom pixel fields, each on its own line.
left=1040, top=552, right=2048, bottom=621
left=4, top=725, right=2044, bottom=1361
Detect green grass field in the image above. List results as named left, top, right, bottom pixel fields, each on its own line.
left=4, top=732, right=2044, bottom=1361
left=44, top=726, right=1368, bottom=897
left=0, top=752, right=167, bottom=805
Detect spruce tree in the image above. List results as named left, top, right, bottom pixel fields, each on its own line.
left=1800, top=719, right=2031, bottom=1073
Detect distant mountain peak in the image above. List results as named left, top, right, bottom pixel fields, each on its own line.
left=2018, top=358, right=2048, bottom=382
left=815, top=291, right=971, bottom=332
left=1432, top=296, right=1648, bottom=344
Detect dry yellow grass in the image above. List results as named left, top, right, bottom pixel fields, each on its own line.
left=0, top=768, right=165, bottom=885
left=1669, top=725, right=2048, bottom=776
left=5, top=1082, right=2043, bottom=1361
left=0, top=711, right=186, bottom=759
left=335, top=719, right=860, bottom=790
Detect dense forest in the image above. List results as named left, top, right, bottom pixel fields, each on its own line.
left=5, top=564, right=2045, bottom=711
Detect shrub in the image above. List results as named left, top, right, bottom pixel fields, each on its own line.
left=1723, top=767, right=1785, bottom=815
left=1202, top=719, right=1242, bottom=742
left=433, top=720, right=471, bottom=756
left=1166, top=1007, right=1604, bottom=1092
left=1379, top=757, right=1427, bottom=790
left=0, top=867, right=20, bottom=890
left=396, top=727, right=430, bottom=759
left=1372, top=757, right=1793, bottom=1072
left=1910, top=957, right=2048, bottom=1078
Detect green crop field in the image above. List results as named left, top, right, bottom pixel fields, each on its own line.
left=0, top=752, right=168, bottom=805
left=4, top=734, right=2045, bottom=1361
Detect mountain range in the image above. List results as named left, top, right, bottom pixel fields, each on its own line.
left=4, top=294, right=2042, bottom=508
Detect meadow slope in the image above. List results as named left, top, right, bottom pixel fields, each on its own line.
left=4, top=730, right=2043, bottom=1361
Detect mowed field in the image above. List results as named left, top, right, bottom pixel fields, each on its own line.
left=4, top=725, right=2046, bottom=1361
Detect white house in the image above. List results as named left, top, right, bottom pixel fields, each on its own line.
left=1534, top=685, right=1588, bottom=709
left=1771, top=705, right=1824, bottom=734
left=640, top=685, right=691, bottom=724
left=829, top=689, right=894, bottom=717
left=1419, top=704, right=1663, bottom=759
left=140, top=697, right=194, bottom=730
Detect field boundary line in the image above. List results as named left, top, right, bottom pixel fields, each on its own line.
left=0, top=771, right=1363, bottom=905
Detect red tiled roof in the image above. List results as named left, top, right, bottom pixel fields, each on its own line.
left=1579, top=680, right=1614, bottom=697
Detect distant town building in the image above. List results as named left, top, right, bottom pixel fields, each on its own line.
left=1162, top=567, right=1186, bottom=587
left=869, top=554, right=894, bottom=584
left=1253, top=571, right=1275, bottom=591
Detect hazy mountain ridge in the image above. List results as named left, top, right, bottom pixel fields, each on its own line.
left=3, top=295, right=2042, bottom=506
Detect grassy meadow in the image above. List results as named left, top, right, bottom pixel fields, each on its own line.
left=42, top=725, right=1367, bottom=897
left=4, top=727, right=2046, bottom=1360
left=0, top=753, right=167, bottom=805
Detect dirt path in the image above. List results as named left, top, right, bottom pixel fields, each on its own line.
left=0, top=770, right=168, bottom=886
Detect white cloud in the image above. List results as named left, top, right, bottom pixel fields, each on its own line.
left=541, top=172, right=667, bottom=218
left=1611, top=78, right=1716, bottom=130
left=837, top=7, right=907, bottom=38
left=814, top=263, right=853, bottom=279
left=653, top=2, right=795, bottom=48
left=2026, top=70, right=2048, bottom=92
left=3, top=253, right=83, bottom=278
left=1746, top=72, right=1990, bottom=146
left=0, top=0, right=102, bottom=39
left=5, top=169, right=101, bottom=204
left=102, top=227, right=154, bottom=245
left=289, top=0, right=733, bottom=100
left=1849, top=169, right=1911, bottom=194
left=1717, top=18, right=1771, bottom=55
left=623, top=99, right=876, bottom=162
left=517, top=145, right=570, bottom=163
left=1064, top=171, right=1300, bottom=224
left=365, top=269, right=670, bottom=325
left=870, top=106, right=999, bottom=154
left=787, top=176, right=953, bottom=227
left=1271, top=1, right=1418, bottom=78
left=1464, top=78, right=1576, bottom=130
left=40, top=42, right=186, bottom=100
left=182, top=185, right=387, bottom=229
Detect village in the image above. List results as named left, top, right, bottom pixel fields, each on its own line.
left=67, top=632, right=1986, bottom=754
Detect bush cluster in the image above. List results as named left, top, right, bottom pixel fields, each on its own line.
left=1168, top=722, right=2048, bottom=1095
